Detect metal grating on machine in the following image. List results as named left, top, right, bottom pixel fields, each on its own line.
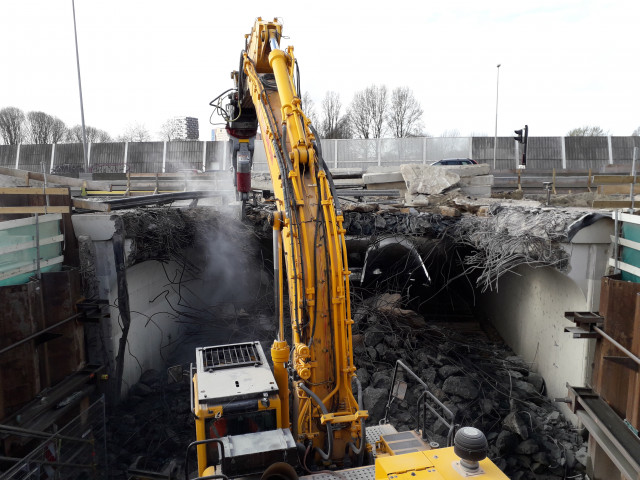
left=201, top=342, right=262, bottom=371
left=300, top=466, right=375, bottom=480
left=365, top=423, right=398, bottom=446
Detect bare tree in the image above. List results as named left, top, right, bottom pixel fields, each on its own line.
left=387, top=87, right=424, bottom=138
left=566, top=125, right=608, bottom=136
left=632, top=126, right=640, bottom=136
left=159, top=118, right=181, bottom=141
left=320, top=91, right=350, bottom=139
left=301, top=92, right=318, bottom=127
left=66, top=125, right=112, bottom=143
left=25, top=111, right=67, bottom=144
left=117, top=123, right=152, bottom=142
left=440, top=129, right=461, bottom=137
left=348, top=85, right=388, bottom=139
left=0, top=106, right=26, bottom=145
left=370, top=85, right=387, bottom=138
left=348, top=90, right=372, bottom=139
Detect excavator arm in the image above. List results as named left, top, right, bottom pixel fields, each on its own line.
left=226, top=18, right=366, bottom=464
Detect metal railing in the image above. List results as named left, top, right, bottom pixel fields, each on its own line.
left=0, top=396, right=108, bottom=480
left=382, top=360, right=455, bottom=447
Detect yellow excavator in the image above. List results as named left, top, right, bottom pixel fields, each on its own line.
left=188, top=18, right=509, bottom=480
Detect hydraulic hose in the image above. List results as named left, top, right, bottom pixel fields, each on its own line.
left=347, top=377, right=366, bottom=465
left=298, top=383, right=333, bottom=461
left=309, top=123, right=342, bottom=214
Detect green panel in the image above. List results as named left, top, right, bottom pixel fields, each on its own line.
left=0, top=218, right=62, bottom=286
left=621, top=223, right=640, bottom=282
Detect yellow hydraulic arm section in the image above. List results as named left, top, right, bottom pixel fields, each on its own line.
left=235, top=18, right=367, bottom=465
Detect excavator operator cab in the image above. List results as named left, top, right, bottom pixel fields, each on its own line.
left=191, top=342, right=298, bottom=478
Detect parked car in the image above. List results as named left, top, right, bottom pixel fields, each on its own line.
left=431, top=158, right=478, bottom=166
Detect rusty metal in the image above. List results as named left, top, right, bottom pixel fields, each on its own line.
left=1, top=365, right=103, bottom=431
left=565, top=310, right=640, bottom=367
left=0, top=313, right=83, bottom=356
left=564, top=311, right=604, bottom=338
left=0, top=282, right=44, bottom=420
left=594, top=325, right=640, bottom=368
left=567, top=386, right=640, bottom=480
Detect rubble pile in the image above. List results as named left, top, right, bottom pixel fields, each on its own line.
left=353, top=293, right=588, bottom=480
left=105, top=369, right=192, bottom=479
left=104, top=295, right=588, bottom=480
left=247, top=203, right=461, bottom=238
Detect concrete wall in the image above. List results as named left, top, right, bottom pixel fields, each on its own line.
left=71, top=211, right=268, bottom=399
left=72, top=215, right=193, bottom=397
left=111, top=260, right=187, bottom=392
left=478, top=218, right=613, bottom=421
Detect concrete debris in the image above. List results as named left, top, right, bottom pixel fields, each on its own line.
left=439, top=206, right=461, bottom=217
left=248, top=204, right=460, bottom=239
left=515, top=438, right=540, bottom=455
left=404, top=191, right=430, bottom=207
left=447, top=205, right=605, bottom=292
left=362, top=171, right=406, bottom=191
left=362, top=386, right=388, bottom=420
left=341, top=201, right=379, bottom=213
left=401, top=164, right=461, bottom=195
left=442, top=376, right=479, bottom=400
left=363, top=292, right=427, bottom=328
left=106, top=371, right=191, bottom=478
left=400, top=164, right=493, bottom=198
left=575, top=445, right=589, bottom=467
left=354, top=293, right=587, bottom=479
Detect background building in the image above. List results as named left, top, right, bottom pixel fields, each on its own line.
left=173, top=116, right=199, bottom=140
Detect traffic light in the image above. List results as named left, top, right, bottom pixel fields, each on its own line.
left=514, top=125, right=529, bottom=166
left=514, top=128, right=524, bottom=143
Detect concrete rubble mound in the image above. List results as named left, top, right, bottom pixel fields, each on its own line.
left=353, top=293, right=588, bottom=479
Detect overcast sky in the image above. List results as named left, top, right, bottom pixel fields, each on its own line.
left=1, top=0, right=639, bottom=141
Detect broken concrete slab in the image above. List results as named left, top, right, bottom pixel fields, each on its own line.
left=404, top=192, right=429, bottom=206
left=434, top=163, right=491, bottom=177
left=401, top=164, right=460, bottom=195
left=362, top=172, right=406, bottom=191
left=460, top=185, right=492, bottom=197
left=459, top=175, right=494, bottom=186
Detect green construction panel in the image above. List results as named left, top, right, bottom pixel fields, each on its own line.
left=621, top=222, right=640, bottom=282
left=0, top=219, right=62, bottom=286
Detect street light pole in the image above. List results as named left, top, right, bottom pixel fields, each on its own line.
left=493, top=63, right=501, bottom=170
left=72, top=0, right=89, bottom=172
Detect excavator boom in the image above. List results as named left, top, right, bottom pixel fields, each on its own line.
left=191, top=17, right=509, bottom=480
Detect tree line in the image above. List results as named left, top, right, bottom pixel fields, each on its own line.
left=0, top=106, right=113, bottom=145
left=566, top=125, right=640, bottom=136
left=3, top=100, right=639, bottom=146
left=303, top=85, right=424, bottom=139
left=0, top=106, right=170, bottom=145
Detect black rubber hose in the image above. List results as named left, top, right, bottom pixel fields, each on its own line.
left=309, top=123, right=342, bottom=215
left=298, top=383, right=333, bottom=461
left=347, top=377, right=366, bottom=463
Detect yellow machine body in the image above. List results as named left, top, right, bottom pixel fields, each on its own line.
left=375, top=448, right=508, bottom=480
